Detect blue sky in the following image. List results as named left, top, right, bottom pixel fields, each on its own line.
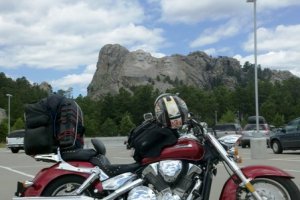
left=1, top=0, right=300, bottom=97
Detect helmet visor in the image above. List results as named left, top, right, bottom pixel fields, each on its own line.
left=163, top=96, right=183, bottom=129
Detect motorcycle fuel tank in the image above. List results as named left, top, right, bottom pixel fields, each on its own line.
left=142, top=137, right=205, bottom=164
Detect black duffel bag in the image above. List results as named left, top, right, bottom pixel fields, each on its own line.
left=24, top=126, right=55, bottom=155
left=127, top=120, right=179, bottom=161
left=24, top=94, right=64, bottom=155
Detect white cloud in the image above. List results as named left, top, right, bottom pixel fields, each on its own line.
left=237, top=24, right=300, bottom=77
left=235, top=50, right=300, bottom=78
left=0, top=0, right=164, bottom=70
left=159, top=0, right=300, bottom=24
left=190, top=19, right=241, bottom=48
left=257, top=0, right=300, bottom=10
left=50, top=64, right=96, bottom=96
left=99, top=23, right=164, bottom=48
left=259, top=51, right=300, bottom=69
left=159, top=0, right=245, bottom=24
left=204, top=47, right=232, bottom=56
left=243, top=24, right=300, bottom=53
left=1, top=0, right=300, bottom=96
left=203, top=48, right=217, bottom=56
left=236, top=51, right=300, bottom=68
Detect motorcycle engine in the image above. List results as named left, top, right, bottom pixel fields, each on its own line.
left=129, top=160, right=202, bottom=200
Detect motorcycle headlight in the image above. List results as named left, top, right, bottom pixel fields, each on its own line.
left=158, top=160, right=182, bottom=183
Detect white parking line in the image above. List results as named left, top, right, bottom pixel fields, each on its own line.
left=240, top=157, right=300, bottom=162
left=270, top=158, right=300, bottom=162
left=284, top=169, right=300, bottom=173
left=0, top=165, right=34, bottom=178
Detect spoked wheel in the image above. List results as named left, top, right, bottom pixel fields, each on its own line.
left=237, top=177, right=300, bottom=200
left=42, top=176, right=93, bottom=197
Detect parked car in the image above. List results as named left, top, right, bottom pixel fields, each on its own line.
left=240, top=118, right=270, bottom=148
left=6, top=129, right=25, bottom=153
left=269, top=117, right=300, bottom=154
left=212, top=123, right=242, bottom=138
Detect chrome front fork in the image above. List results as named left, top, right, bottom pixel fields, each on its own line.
left=205, top=132, right=263, bottom=200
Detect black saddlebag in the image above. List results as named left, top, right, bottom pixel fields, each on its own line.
left=24, top=94, right=84, bottom=155
left=24, top=126, right=55, bottom=155
left=127, top=120, right=178, bottom=161
left=56, top=98, right=84, bottom=150
left=24, top=94, right=64, bottom=155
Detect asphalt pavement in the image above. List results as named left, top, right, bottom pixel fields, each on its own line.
left=1, top=137, right=300, bottom=199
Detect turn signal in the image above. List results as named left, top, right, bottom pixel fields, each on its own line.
left=233, top=147, right=242, bottom=163
left=234, top=146, right=239, bottom=156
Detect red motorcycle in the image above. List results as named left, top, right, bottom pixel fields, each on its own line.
left=14, top=118, right=300, bottom=200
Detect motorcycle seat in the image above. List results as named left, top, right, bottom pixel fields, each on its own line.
left=60, top=138, right=107, bottom=161
left=91, top=138, right=106, bottom=155
left=90, top=154, right=142, bottom=177
left=61, top=148, right=97, bottom=161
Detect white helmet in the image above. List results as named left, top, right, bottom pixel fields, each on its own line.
left=154, top=93, right=189, bottom=129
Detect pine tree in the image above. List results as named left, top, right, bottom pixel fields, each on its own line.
left=119, top=113, right=135, bottom=136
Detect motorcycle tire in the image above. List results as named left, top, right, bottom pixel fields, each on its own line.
left=237, top=177, right=300, bottom=200
left=42, top=175, right=94, bottom=197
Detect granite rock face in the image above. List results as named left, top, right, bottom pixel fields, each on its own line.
left=87, top=44, right=295, bottom=100
left=39, top=82, right=52, bottom=94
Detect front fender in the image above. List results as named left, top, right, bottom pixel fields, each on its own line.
left=23, top=162, right=102, bottom=196
left=219, top=165, right=293, bottom=200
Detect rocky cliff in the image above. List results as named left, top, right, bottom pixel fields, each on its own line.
left=87, top=44, right=295, bottom=100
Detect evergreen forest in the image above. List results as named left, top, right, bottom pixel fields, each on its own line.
left=1, top=70, right=300, bottom=142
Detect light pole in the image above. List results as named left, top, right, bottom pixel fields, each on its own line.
left=247, top=0, right=266, bottom=159
left=6, top=94, right=12, bottom=135
left=247, top=0, right=259, bottom=137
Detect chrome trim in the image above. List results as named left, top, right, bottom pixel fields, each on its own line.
left=186, top=178, right=201, bottom=200
left=158, top=160, right=182, bottom=183
left=187, top=163, right=202, bottom=176
left=75, top=171, right=100, bottom=195
left=34, top=148, right=63, bottom=163
left=173, top=144, right=193, bottom=148
left=34, top=154, right=61, bottom=163
left=102, top=172, right=137, bottom=190
left=127, top=186, right=157, bottom=200
left=102, top=178, right=144, bottom=200
left=142, top=163, right=159, bottom=177
left=35, top=148, right=109, bottom=181
left=56, top=162, right=109, bottom=181
left=158, top=190, right=181, bottom=200
left=23, top=180, right=34, bottom=188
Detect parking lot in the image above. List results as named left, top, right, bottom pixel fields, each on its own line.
left=1, top=137, right=300, bottom=199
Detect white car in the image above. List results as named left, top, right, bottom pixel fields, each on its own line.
left=213, top=123, right=242, bottom=138
left=240, top=124, right=270, bottom=148
left=6, top=129, right=25, bottom=153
